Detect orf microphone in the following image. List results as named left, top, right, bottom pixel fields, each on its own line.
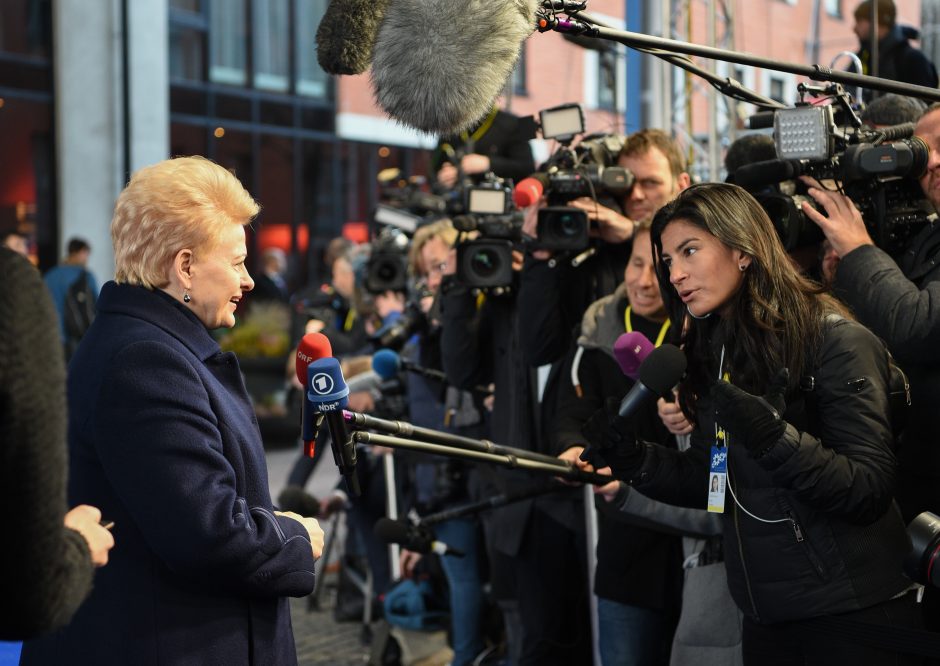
left=296, top=333, right=333, bottom=458
left=612, top=332, right=656, bottom=381
left=316, top=0, right=391, bottom=75
left=306, top=357, right=361, bottom=496
left=374, top=518, right=465, bottom=557
left=370, top=0, right=539, bottom=134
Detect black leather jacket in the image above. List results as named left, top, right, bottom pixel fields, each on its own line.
left=629, top=317, right=911, bottom=624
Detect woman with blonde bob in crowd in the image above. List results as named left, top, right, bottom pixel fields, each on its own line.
left=21, top=156, right=324, bottom=666
left=585, top=182, right=921, bottom=664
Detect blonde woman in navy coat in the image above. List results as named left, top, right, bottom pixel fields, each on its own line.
left=22, top=156, right=324, bottom=666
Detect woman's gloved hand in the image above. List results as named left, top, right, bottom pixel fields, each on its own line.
left=581, top=397, right=644, bottom=481
left=713, top=368, right=789, bottom=457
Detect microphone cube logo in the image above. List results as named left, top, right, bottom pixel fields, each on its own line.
left=310, top=373, right=335, bottom=395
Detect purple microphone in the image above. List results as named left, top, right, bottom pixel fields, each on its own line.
left=613, top=332, right=656, bottom=380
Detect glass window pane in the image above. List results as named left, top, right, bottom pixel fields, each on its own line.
left=295, top=0, right=329, bottom=98
left=170, top=0, right=201, bottom=12
left=0, top=0, right=52, bottom=58
left=254, top=0, right=290, bottom=92
left=170, top=24, right=205, bottom=81
left=209, top=0, right=247, bottom=86
left=598, top=51, right=617, bottom=111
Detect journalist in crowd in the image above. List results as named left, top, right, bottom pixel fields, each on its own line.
left=585, top=183, right=917, bottom=664
left=802, top=102, right=940, bottom=630
left=21, top=156, right=324, bottom=666
left=1, top=248, right=114, bottom=640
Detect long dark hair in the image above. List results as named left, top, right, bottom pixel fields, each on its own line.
left=650, top=183, right=849, bottom=413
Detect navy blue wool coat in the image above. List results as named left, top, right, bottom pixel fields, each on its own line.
left=21, top=282, right=316, bottom=666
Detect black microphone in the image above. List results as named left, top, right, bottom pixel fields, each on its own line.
left=370, top=0, right=539, bottom=134
left=374, top=518, right=465, bottom=557
left=316, top=0, right=391, bottom=75
left=616, top=344, right=687, bottom=419
left=305, top=357, right=361, bottom=496
left=733, top=159, right=804, bottom=190
left=746, top=110, right=776, bottom=130
left=277, top=486, right=321, bottom=517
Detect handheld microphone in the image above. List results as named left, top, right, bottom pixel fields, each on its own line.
left=306, top=356, right=361, bottom=496
left=316, top=0, right=391, bottom=75
left=370, top=0, right=539, bottom=134
left=512, top=173, right=549, bottom=209
left=612, top=332, right=656, bottom=381
left=581, top=344, right=686, bottom=462
left=296, top=333, right=334, bottom=457
left=277, top=486, right=321, bottom=518
left=374, top=518, right=465, bottom=557
left=372, top=348, right=494, bottom=396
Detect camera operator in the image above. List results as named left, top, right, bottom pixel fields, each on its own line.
left=801, top=102, right=940, bottom=630
left=390, top=219, right=488, bottom=666
left=433, top=105, right=535, bottom=189
left=437, top=226, right=592, bottom=666
left=519, top=128, right=692, bottom=366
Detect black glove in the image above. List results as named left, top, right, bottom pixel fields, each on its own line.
left=712, top=368, right=789, bottom=457
left=581, top=397, right=644, bottom=481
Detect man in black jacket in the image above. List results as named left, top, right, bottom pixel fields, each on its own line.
left=802, top=102, right=940, bottom=629
left=851, top=0, right=938, bottom=102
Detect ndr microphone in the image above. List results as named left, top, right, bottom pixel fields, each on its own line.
left=306, top=356, right=361, bottom=496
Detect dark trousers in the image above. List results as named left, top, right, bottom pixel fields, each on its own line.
left=514, top=508, right=594, bottom=666
left=742, top=591, right=925, bottom=665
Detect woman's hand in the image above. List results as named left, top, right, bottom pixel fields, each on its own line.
left=657, top=395, right=693, bottom=435
left=400, top=549, right=423, bottom=578
left=591, top=466, right=622, bottom=502
left=65, top=504, right=115, bottom=567
left=712, top=368, right=789, bottom=457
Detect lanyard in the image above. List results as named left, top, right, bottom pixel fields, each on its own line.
left=624, top=305, right=671, bottom=347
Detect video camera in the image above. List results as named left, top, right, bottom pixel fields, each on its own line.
left=364, top=227, right=410, bottom=295
left=735, top=83, right=932, bottom=255
left=376, top=168, right=460, bottom=225
left=452, top=174, right=524, bottom=290
left=515, top=103, right=634, bottom=252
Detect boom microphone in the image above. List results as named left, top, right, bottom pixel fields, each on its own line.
left=370, top=0, right=539, bottom=134
left=374, top=518, right=465, bottom=557
left=316, top=0, right=391, bottom=75
left=733, top=159, right=803, bottom=191
left=612, top=332, right=655, bottom=381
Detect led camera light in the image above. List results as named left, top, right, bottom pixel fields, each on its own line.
left=775, top=106, right=832, bottom=161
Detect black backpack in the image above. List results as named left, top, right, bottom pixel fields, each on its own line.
left=63, top=270, right=96, bottom=358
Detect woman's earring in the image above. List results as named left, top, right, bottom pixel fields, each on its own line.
left=739, top=264, right=747, bottom=272
left=183, top=292, right=192, bottom=303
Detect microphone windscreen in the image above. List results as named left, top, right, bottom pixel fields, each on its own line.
left=374, top=517, right=410, bottom=544
left=372, top=348, right=402, bottom=380
left=733, top=160, right=797, bottom=191
left=296, top=333, right=333, bottom=386
left=513, top=174, right=548, bottom=208
left=370, top=0, right=539, bottom=134
left=316, top=0, right=391, bottom=75
left=636, top=344, right=687, bottom=396
left=612, top=332, right=656, bottom=380
left=277, top=485, right=321, bottom=517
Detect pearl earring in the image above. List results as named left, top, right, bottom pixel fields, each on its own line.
left=183, top=292, right=192, bottom=303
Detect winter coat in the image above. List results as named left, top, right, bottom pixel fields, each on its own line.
left=630, top=316, right=911, bottom=624
left=22, top=282, right=317, bottom=666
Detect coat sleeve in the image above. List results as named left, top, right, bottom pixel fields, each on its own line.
left=554, top=347, right=609, bottom=453
left=0, top=252, right=94, bottom=640
left=518, top=256, right=583, bottom=366
left=93, top=341, right=316, bottom=598
left=756, top=319, right=898, bottom=524
left=610, top=484, right=724, bottom=538
left=439, top=282, right=493, bottom=390
left=833, top=244, right=940, bottom=365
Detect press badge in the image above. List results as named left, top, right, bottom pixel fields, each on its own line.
left=708, top=439, right=728, bottom=513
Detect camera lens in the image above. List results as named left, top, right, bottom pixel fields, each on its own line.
left=905, top=511, right=940, bottom=587
left=558, top=213, right=582, bottom=238
left=470, top=248, right=502, bottom=279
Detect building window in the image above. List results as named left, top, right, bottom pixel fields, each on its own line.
left=0, top=0, right=52, bottom=58
left=825, top=0, right=841, bottom=16
left=511, top=45, right=527, bottom=96
left=209, top=0, right=247, bottom=86
left=170, top=24, right=206, bottom=82
left=597, top=50, right=618, bottom=112
left=769, top=76, right=787, bottom=104
left=295, top=0, right=329, bottom=98
left=253, top=0, right=290, bottom=92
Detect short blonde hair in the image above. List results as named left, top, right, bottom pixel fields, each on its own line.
left=112, top=156, right=260, bottom=288
left=408, top=219, right=458, bottom=276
